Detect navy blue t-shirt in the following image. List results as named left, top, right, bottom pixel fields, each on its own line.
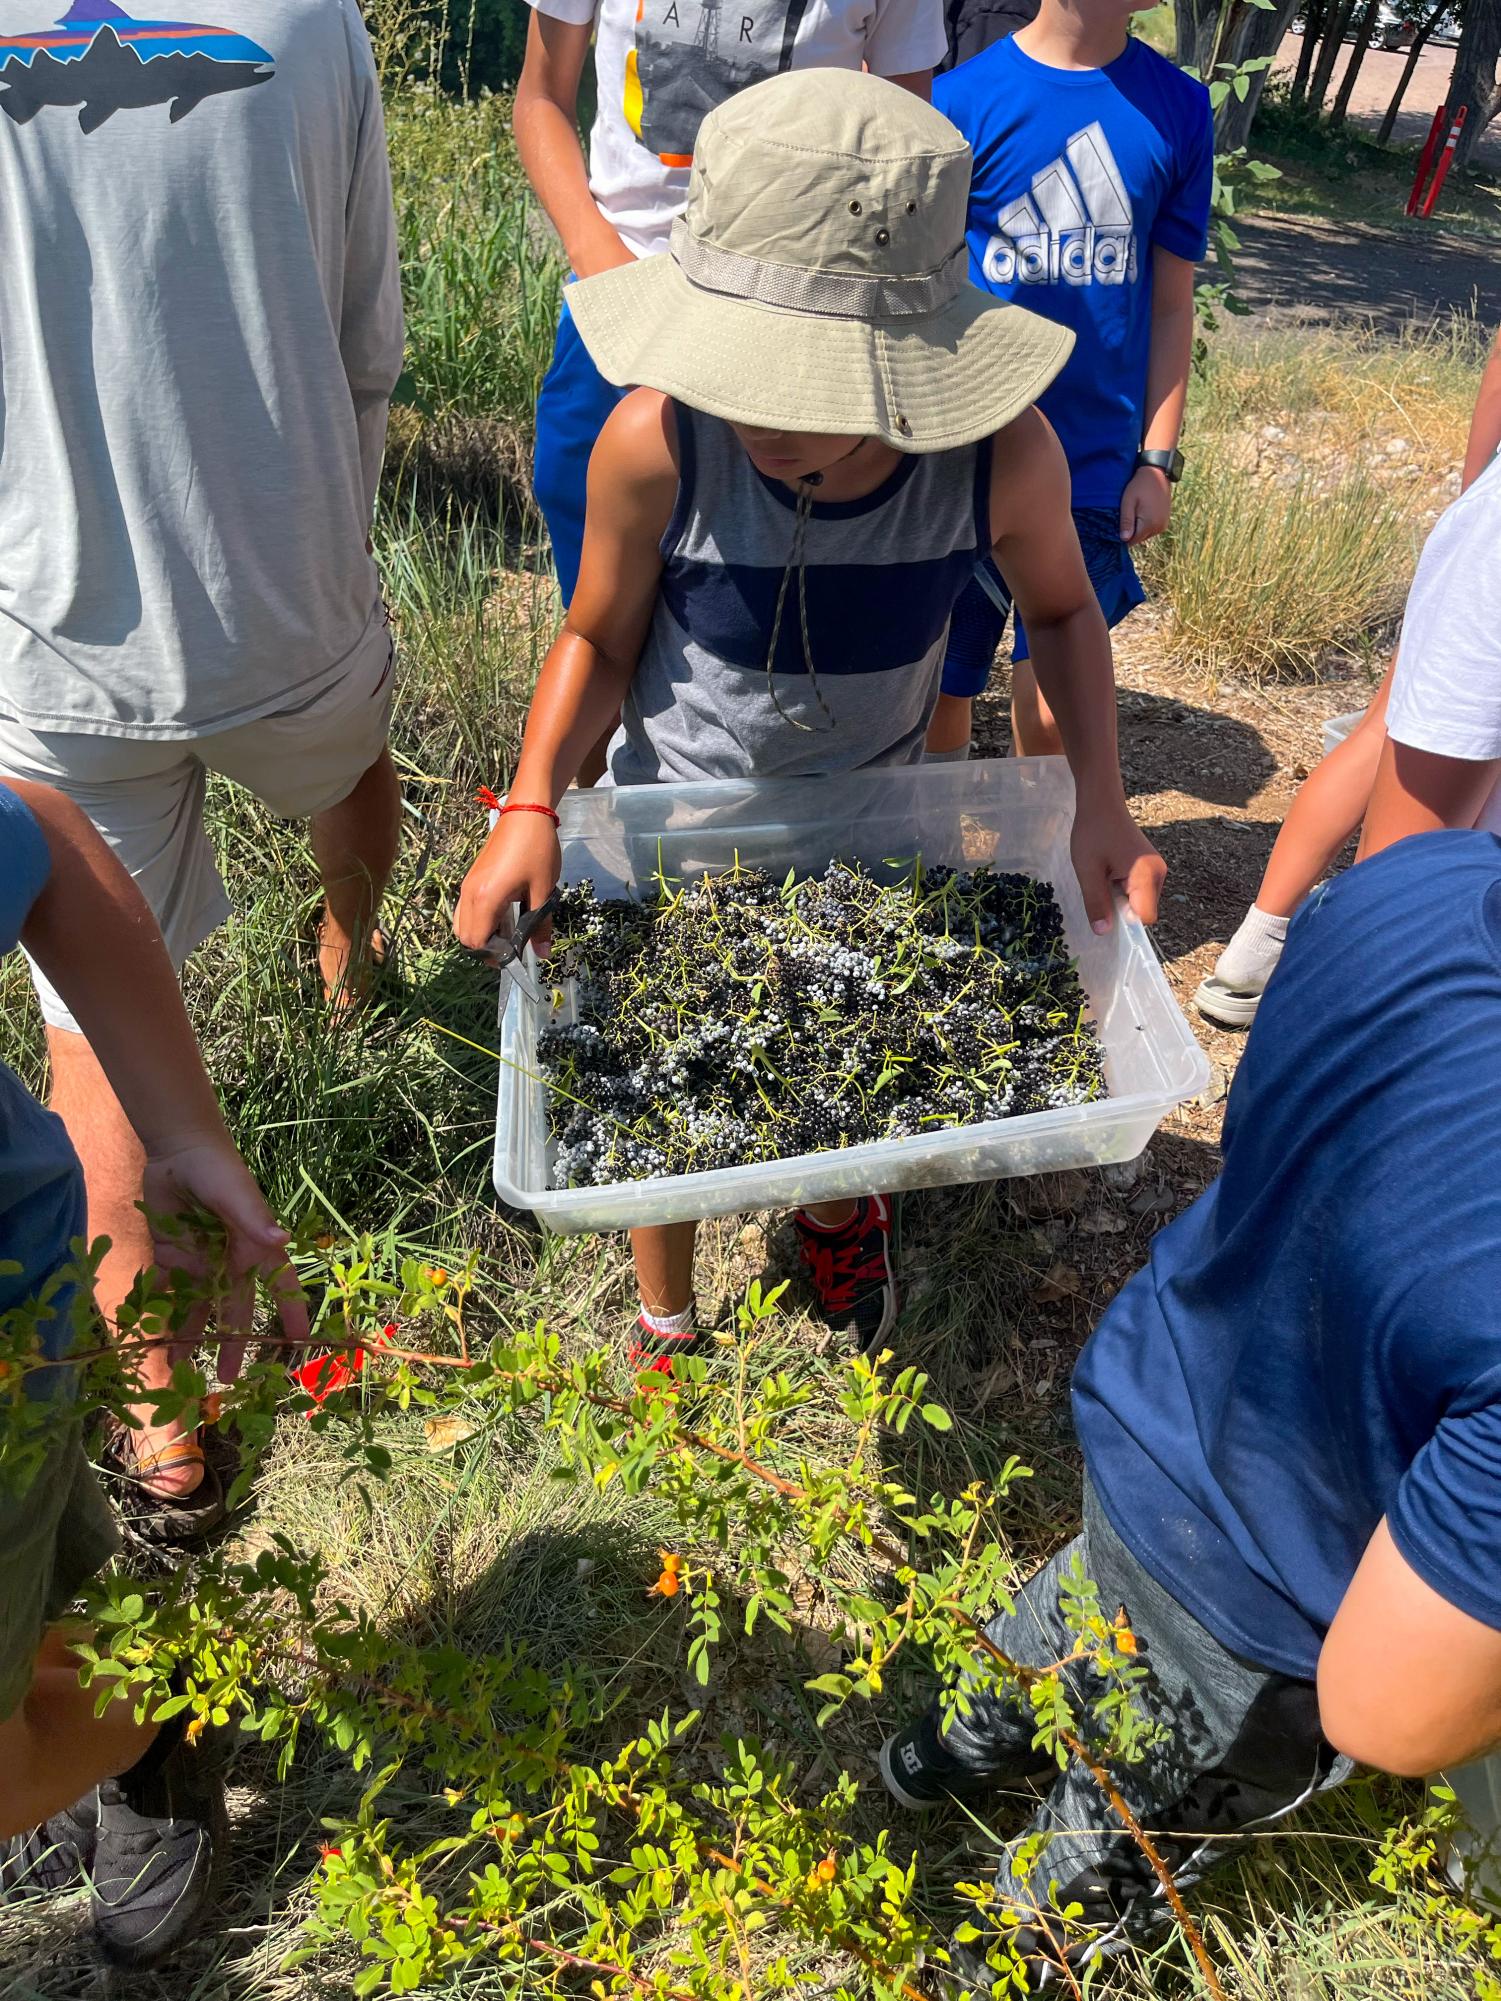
left=0, top=786, right=86, bottom=1369
left=1075, top=832, right=1501, bottom=1681
left=934, top=35, right=1213, bottom=508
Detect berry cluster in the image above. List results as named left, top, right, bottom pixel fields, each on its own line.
left=537, top=860, right=1105, bottom=1189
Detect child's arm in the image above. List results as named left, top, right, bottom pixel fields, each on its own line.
left=1462, top=323, right=1501, bottom=491
left=1357, top=740, right=1501, bottom=859
left=8, top=780, right=307, bottom=1374
left=1120, top=247, right=1195, bottom=547
left=454, top=390, right=679, bottom=956
left=988, top=410, right=1166, bottom=930
left=515, top=11, right=635, bottom=281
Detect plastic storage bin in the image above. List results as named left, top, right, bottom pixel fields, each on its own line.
left=493, top=757, right=1209, bottom=1233
left=1322, top=708, right=1365, bottom=758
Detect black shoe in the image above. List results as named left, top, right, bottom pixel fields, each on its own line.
left=90, top=1725, right=227, bottom=1969
left=880, top=1708, right=1052, bottom=1812
left=0, top=1794, right=98, bottom=1901
left=794, top=1194, right=898, bottom=1356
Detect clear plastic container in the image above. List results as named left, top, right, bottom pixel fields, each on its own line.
left=1322, top=708, right=1365, bottom=757
left=493, top=757, right=1209, bottom=1234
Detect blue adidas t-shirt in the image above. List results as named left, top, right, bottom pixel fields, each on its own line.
left=934, top=34, right=1213, bottom=508
left=1075, top=832, right=1501, bottom=1681
left=0, top=786, right=86, bottom=1369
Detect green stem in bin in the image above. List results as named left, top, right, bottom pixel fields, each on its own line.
left=532, top=859, right=1107, bottom=1191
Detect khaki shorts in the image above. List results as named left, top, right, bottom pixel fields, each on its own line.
left=0, top=1427, right=119, bottom=1723
left=0, top=629, right=395, bottom=1033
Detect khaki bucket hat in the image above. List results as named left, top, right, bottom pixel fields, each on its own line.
left=566, top=68, right=1074, bottom=454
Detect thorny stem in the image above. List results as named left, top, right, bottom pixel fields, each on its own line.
left=175, top=1622, right=932, bottom=2001
left=512, top=1932, right=698, bottom=2001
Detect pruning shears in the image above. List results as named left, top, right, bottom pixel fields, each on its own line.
left=486, top=891, right=559, bottom=1005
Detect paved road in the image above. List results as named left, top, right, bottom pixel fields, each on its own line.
left=1229, top=210, right=1499, bottom=328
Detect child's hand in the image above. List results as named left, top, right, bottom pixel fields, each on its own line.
left=142, top=1135, right=309, bottom=1383
left=455, top=813, right=562, bottom=961
left=1119, top=466, right=1174, bottom=546
left=1070, top=800, right=1166, bottom=933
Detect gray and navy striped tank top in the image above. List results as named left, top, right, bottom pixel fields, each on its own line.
left=608, top=404, right=993, bottom=785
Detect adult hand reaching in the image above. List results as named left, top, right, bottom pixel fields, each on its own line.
left=142, top=1135, right=309, bottom=1385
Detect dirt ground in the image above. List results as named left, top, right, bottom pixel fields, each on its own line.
left=1233, top=208, right=1500, bottom=325
left=954, top=627, right=1379, bottom=1359
left=1270, top=28, right=1501, bottom=162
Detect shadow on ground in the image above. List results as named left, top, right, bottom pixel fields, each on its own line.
left=1230, top=213, right=1498, bottom=330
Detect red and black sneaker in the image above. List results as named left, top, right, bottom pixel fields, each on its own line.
left=793, top=1194, right=898, bottom=1356
left=627, top=1314, right=706, bottom=1387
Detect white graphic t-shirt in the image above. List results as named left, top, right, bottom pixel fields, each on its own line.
left=528, top=0, right=946, bottom=258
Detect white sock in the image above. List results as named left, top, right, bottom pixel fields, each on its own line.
left=638, top=1301, right=696, bottom=1338
left=1214, top=904, right=1290, bottom=993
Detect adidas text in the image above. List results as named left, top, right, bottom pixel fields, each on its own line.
left=982, top=226, right=1137, bottom=288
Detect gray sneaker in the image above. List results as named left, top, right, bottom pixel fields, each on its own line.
left=90, top=1728, right=227, bottom=1969
left=0, top=1794, right=98, bottom=1901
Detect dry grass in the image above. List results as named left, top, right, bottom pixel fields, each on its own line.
left=1144, top=319, right=1484, bottom=683
left=1145, top=454, right=1416, bottom=682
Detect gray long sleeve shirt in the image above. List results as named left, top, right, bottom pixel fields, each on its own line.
left=0, top=0, right=404, bottom=738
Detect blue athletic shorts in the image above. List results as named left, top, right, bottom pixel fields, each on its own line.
left=532, top=294, right=629, bottom=606
left=941, top=505, right=1147, bottom=699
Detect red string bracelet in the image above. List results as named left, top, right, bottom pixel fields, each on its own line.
left=474, top=788, right=560, bottom=827
left=496, top=799, right=560, bottom=827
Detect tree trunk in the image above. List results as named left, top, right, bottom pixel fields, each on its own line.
left=1175, top=0, right=1225, bottom=79
left=1290, top=0, right=1326, bottom=101
left=1376, top=0, right=1451, bottom=145
left=1450, top=0, right=1501, bottom=166
left=1216, top=0, right=1304, bottom=148
left=1307, top=0, right=1360, bottom=112
left=1329, top=0, right=1382, bottom=123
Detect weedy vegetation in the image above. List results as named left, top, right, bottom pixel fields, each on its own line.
left=1142, top=318, right=1485, bottom=684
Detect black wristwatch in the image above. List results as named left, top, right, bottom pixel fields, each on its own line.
left=1137, top=447, right=1185, bottom=484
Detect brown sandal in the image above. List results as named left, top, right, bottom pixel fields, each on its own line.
left=102, top=1427, right=228, bottom=1547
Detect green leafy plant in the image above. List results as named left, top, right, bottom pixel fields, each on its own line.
left=5, top=1244, right=1226, bottom=2000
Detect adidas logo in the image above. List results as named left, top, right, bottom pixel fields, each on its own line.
left=981, top=122, right=1138, bottom=290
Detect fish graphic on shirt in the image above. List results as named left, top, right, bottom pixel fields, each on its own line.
left=0, top=0, right=274, bottom=131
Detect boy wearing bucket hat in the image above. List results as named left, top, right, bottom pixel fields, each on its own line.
left=518, top=0, right=945, bottom=640
left=457, top=71, right=1163, bottom=1366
